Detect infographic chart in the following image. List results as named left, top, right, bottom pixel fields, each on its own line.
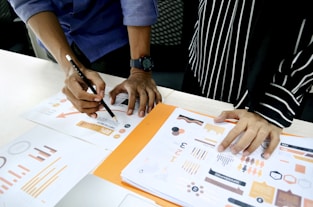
left=121, top=107, right=313, bottom=207
left=23, top=91, right=143, bottom=151
left=0, top=126, right=107, bottom=207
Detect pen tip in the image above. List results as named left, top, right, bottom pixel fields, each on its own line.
left=113, top=116, right=118, bottom=123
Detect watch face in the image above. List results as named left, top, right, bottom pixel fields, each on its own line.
left=142, top=59, right=152, bottom=68
left=140, top=56, right=154, bottom=71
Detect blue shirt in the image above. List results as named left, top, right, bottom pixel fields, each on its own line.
left=8, top=0, right=158, bottom=62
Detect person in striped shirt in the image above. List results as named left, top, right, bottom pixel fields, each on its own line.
left=182, top=0, right=312, bottom=158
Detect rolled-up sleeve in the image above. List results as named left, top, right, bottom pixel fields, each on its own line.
left=121, top=0, right=158, bottom=26
left=8, top=0, right=54, bottom=23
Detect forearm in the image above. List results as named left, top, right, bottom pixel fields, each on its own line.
left=127, top=26, right=152, bottom=74
left=127, top=26, right=151, bottom=58
left=27, top=11, right=77, bottom=75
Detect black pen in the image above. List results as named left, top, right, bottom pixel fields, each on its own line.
left=65, top=54, right=118, bottom=122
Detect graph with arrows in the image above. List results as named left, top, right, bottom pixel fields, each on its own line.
left=23, top=91, right=143, bottom=151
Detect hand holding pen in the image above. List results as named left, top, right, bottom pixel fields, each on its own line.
left=65, top=54, right=118, bottom=122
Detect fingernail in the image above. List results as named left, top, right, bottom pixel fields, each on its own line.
left=217, top=145, right=224, bottom=152
left=127, top=109, right=133, bottom=115
left=243, top=151, right=250, bottom=156
left=261, top=153, right=270, bottom=159
left=231, top=148, right=237, bottom=154
left=91, top=113, right=97, bottom=119
left=139, top=111, right=145, bottom=117
left=94, top=97, right=101, bottom=101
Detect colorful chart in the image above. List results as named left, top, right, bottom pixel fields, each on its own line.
left=0, top=126, right=107, bottom=207
left=121, top=107, right=313, bottom=207
left=23, top=91, right=143, bottom=151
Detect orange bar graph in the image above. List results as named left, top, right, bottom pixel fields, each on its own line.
left=21, top=157, right=67, bottom=198
left=0, top=177, right=13, bottom=186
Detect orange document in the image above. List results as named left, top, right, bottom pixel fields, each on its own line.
left=93, top=103, right=179, bottom=207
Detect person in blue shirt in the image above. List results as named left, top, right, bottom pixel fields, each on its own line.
left=8, top=0, right=162, bottom=118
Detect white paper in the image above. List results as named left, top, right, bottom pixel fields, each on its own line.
left=121, top=108, right=313, bottom=207
left=0, top=126, right=108, bottom=207
left=23, top=90, right=143, bottom=151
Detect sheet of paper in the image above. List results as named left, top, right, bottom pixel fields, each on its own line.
left=23, top=90, right=143, bottom=151
left=93, top=103, right=180, bottom=207
left=0, top=126, right=108, bottom=207
left=121, top=107, right=313, bottom=207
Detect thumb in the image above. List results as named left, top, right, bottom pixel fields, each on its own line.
left=214, top=110, right=241, bottom=123
left=214, top=111, right=227, bottom=123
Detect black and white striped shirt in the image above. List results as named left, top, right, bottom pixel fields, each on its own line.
left=188, top=0, right=313, bottom=128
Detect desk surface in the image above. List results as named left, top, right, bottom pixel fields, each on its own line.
left=1, top=49, right=313, bottom=206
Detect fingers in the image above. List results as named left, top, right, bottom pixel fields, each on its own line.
left=147, top=88, right=162, bottom=111
left=62, top=86, right=102, bottom=116
left=137, top=88, right=149, bottom=117
left=85, top=70, right=106, bottom=96
left=64, top=65, right=162, bottom=119
left=127, top=89, right=137, bottom=116
left=109, top=82, right=136, bottom=115
left=217, top=109, right=282, bottom=159
left=63, top=70, right=105, bottom=117
left=109, top=84, right=127, bottom=105
left=261, top=130, right=281, bottom=159
left=217, top=121, right=246, bottom=153
left=133, top=86, right=158, bottom=117
left=110, top=75, right=162, bottom=117
left=217, top=110, right=245, bottom=152
left=241, top=125, right=268, bottom=155
left=135, top=86, right=163, bottom=117
left=109, top=83, right=146, bottom=117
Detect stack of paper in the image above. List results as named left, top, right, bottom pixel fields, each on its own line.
left=95, top=103, right=313, bottom=207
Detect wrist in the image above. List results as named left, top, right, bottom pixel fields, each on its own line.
left=130, top=68, right=153, bottom=80
left=130, top=67, right=152, bottom=74
left=62, top=55, right=83, bottom=77
left=130, top=55, right=154, bottom=72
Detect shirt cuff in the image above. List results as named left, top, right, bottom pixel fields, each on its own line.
left=253, top=83, right=300, bottom=128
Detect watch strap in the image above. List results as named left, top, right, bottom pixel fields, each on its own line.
left=130, top=56, right=154, bottom=72
left=130, top=59, right=143, bottom=69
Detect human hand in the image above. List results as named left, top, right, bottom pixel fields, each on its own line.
left=109, top=69, right=162, bottom=117
left=62, top=67, right=106, bottom=118
left=215, top=109, right=282, bottom=159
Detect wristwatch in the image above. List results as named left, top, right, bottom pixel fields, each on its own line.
left=130, top=55, right=154, bottom=72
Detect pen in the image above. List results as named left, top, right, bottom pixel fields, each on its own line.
left=65, top=54, right=118, bottom=122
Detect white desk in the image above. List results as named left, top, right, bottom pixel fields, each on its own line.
left=0, top=49, right=173, bottom=147
left=1, top=49, right=312, bottom=206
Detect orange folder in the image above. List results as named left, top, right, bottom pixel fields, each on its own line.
left=93, top=103, right=180, bottom=207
